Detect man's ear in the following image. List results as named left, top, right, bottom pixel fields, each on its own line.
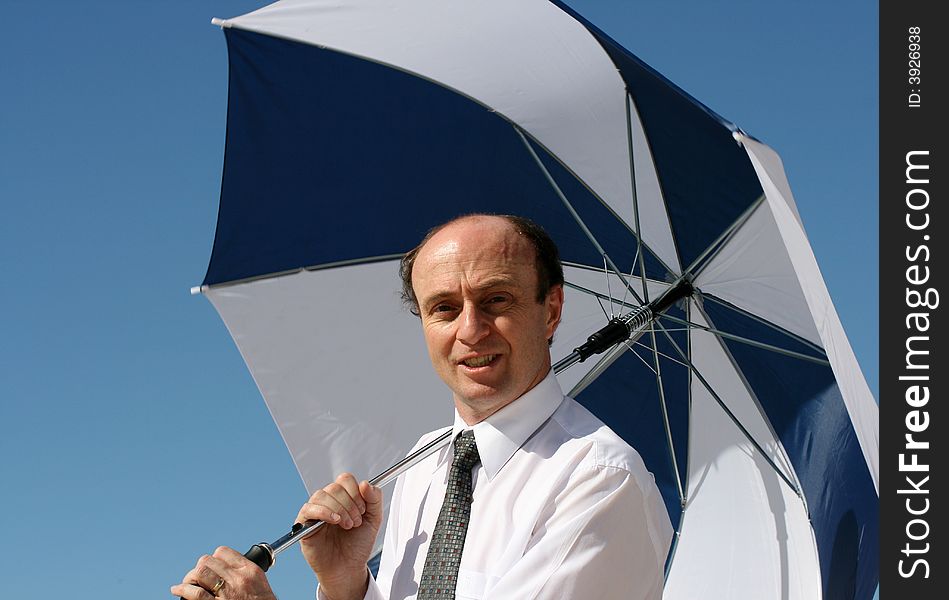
left=545, top=284, right=565, bottom=341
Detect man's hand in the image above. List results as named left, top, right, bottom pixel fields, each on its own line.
left=171, top=546, right=276, bottom=600
left=296, top=473, right=384, bottom=600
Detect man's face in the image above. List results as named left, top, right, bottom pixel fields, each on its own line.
left=411, top=216, right=563, bottom=424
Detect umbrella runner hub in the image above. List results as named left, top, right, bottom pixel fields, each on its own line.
left=555, top=279, right=694, bottom=371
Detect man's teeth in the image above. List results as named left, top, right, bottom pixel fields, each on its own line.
left=463, top=355, right=497, bottom=367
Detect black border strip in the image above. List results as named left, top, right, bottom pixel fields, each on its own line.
left=880, top=1, right=946, bottom=595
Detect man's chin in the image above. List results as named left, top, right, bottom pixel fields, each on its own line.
left=453, top=386, right=516, bottom=424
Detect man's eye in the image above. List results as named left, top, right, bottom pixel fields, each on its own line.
left=433, top=304, right=455, bottom=313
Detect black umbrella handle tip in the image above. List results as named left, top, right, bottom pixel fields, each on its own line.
left=244, top=543, right=275, bottom=572
left=575, top=318, right=632, bottom=360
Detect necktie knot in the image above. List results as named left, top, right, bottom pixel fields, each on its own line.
left=452, top=430, right=480, bottom=473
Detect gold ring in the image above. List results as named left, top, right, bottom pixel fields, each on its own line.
left=211, top=577, right=226, bottom=595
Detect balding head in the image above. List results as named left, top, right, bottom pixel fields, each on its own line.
left=400, top=214, right=564, bottom=317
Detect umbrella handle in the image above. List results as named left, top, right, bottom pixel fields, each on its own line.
left=244, top=542, right=277, bottom=571
left=177, top=429, right=451, bottom=600
left=240, top=429, right=455, bottom=572
left=177, top=429, right=450, bottom=599
left=175, top=544, right=277, bottom=600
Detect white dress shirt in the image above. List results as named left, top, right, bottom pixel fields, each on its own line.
left=321, top=371, right=672, bottom=599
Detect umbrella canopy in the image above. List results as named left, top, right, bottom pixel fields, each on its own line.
left=195, top=1, right=879, bottom=598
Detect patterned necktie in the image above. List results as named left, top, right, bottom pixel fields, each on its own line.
left=417, top=430, right=481, bottom=599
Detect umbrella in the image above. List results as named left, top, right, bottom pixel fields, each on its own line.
left=193, top=1, right=879, bottom=598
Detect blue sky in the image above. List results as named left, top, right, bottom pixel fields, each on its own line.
left=0, top=1, right=878, bottom=597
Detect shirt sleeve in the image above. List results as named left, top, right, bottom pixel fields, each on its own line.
left=483, top=463, right=671, bottom=600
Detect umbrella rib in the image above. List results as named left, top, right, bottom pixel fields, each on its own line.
left=513, top=128, right=678, bottom=279
left=561, top=279, right=644, bottom=311
left=658, top=312, right=830, bottom=366
left=563, top=279, right=635, bottom=323
left=563, top=327, right=686, bottom=504
left=620, top=245, right=642, bottom=311
left=569, top=329, right=683, bottom=394
left=692, top=301, right=810, bottom=517
left=683, top=194, right=766, bottom=277
left=624, top=93, right=651, bottom=302
left=515, top=126, right=645, bottom=306
left=564, top=260, right=659, bottom=281
left=602, top=254, right=615, bottom=318
left=684, top=300, right=695, bottom=501
left=195, top=253, right=406, bottom=292
left=594, top=295, right=611, bottom=320
left=698, top=293, right=827, bottom=356
left=652, top=319, right=803, bottom=498
left=645, top=327, right=686, bottom=504
left=628, top=337, right=692, bottom=370
left=664, top=300, right=695, bottom=580
left=566, top=342, right=637, bottom=398
left=622, top=340, right=658, bottom=375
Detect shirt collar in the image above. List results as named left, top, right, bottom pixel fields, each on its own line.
left=439, top=370, right=565, bottom=481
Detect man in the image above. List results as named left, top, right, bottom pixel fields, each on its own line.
left=172, top=214, right=672, bottom=600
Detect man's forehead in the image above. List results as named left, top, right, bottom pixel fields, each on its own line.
left=412, top=218, right=537, bottom=295
left=418, top=217, right=529, bottom=262
left=423, top=239, right=530, bottom=266
left=416, top=251, right=533, bottom=287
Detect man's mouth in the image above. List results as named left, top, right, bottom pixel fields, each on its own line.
left=461, top=354, right=498, bottom=368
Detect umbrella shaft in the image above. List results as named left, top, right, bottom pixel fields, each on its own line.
left=552, top=351, right=582, bottom=372
left=243, top=281, right=694, bottom=572
left=289, top=429, right=454, bottom=548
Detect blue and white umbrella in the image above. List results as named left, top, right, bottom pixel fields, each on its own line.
left=193, top=1, right=879, bottom=598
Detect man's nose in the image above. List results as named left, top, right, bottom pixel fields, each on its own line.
left=456, top=303, right=490, bottom=345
